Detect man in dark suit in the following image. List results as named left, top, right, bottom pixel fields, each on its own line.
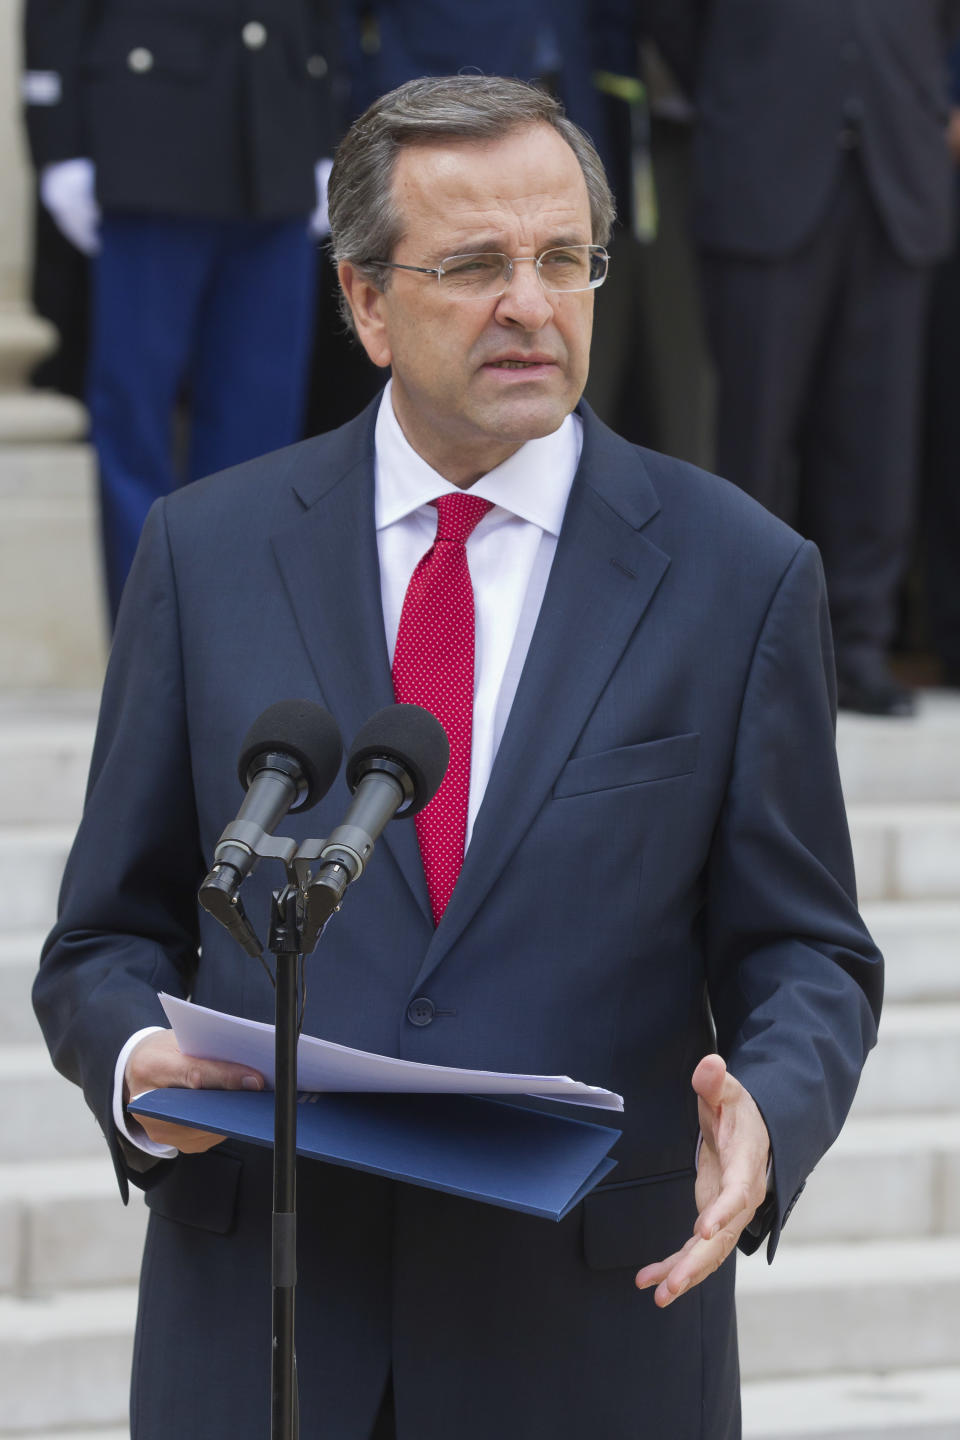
left=667, top=0, right=960, bottom=715
left=35, top=76, right=881, bottom=1440
left=22, top=0, right=341, bottom=621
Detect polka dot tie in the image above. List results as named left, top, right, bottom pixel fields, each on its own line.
left=393, top=493, right=493, bottom=925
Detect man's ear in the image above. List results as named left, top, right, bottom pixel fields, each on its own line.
left=338, top=262, right=392, bottom=369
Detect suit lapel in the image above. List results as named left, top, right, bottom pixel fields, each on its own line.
left=410, top=408, right=671, bottom=990
left=269, top=402, right=432, bottom=920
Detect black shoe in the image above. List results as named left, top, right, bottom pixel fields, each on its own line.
left=942, top=662, right=960, bottom=691
left=836, top=653, right=915, bottom=717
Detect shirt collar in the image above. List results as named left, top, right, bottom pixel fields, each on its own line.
left=374, top=378, right=581, bottom=537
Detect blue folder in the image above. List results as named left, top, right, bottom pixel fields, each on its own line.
left=130, top=1089, right=620, bottom=1221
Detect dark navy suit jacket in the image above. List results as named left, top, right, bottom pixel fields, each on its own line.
left=36, top=401, right=881, bottom=1440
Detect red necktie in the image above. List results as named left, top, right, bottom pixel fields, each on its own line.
left=392, top=493, right=493, bottom=924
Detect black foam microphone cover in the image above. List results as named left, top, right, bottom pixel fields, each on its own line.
left=237, top=700, right=343, bottom=812
left=346, top=704, right=449, bottom=817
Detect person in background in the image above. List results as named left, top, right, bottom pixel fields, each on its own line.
left=921, top=35, right=960, bottom=690
left=670, top=0, right=960, bottom=715
left=22, top=1, right=342, bottom=622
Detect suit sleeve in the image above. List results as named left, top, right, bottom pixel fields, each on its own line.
left=22, top=0, right=103, bottom=167
left=703, top=540, right=883, bottom=1259
left=33, top=499, right=205, bottom=1199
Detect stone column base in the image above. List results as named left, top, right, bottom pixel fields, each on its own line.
left=0, top=443, right=108, bottom=689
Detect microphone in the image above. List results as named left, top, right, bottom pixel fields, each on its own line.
left=301, top=704, right=448, bottom=941
left=199, top=700, right=343, bottom=954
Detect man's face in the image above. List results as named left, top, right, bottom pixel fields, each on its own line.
left=340, top=124, right=597, bottom=487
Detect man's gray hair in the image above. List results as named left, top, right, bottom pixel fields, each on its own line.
left=328, top=74, right=616, bottom=334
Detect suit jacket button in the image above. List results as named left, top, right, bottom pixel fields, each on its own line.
left=406, top=997, right=435, bottom=1027
left=306, top=54, right=328, bottom=78
left=127, top=47, right=154, bottom=73
left=242, top=21, right=268, bottom=50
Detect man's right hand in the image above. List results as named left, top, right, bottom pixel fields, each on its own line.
left=123, top=1029, right=264, bottom=1154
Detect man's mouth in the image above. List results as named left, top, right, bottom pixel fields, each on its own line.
left=486, top=358, right=553, bottom=369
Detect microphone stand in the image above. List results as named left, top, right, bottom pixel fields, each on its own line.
left=198, top=705, right=446, bottom=1438
left=267, top=883, right=303, bottom=1440
left=201, top=838, right=339, bottom=1440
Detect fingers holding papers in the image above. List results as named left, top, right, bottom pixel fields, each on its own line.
left=124, top=1027, right=264, bottom=1154
left=635, top=1054, right=770, bottom=1308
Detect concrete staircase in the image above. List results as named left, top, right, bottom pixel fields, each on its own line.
left=1, top=693, right=959, bottom=1437
left=740, top=692, right=960, bottom=1439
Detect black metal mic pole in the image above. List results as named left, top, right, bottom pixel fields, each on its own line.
left=268, top=886, right=303, bottom=1440
left=198, top=703, right=449, bottom=1439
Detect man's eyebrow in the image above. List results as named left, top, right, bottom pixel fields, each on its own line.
left=539, top=233, right=593, bottom=250
left=429, top=232, right=592, bottom=261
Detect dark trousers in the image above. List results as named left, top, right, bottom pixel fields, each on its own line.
left=700, top=153, right=931, bottom=663
left=922, top=195, right=960, bottom=673
left=88, top=212, right=316, bottom=622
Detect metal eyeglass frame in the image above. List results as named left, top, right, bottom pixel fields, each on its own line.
left=364, top=245, right=610, bottom=298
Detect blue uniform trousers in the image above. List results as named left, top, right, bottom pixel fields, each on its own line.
left=88, top=213, right=316, bottom=620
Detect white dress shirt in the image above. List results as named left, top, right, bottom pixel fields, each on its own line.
left=375, top=379, right=581, bottom=845
left=115, top=380, right=582, bottom=1156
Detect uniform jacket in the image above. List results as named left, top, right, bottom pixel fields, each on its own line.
left=23, top=0, right=341, bottom=219
left=35, top=400, right=882, bottom=1440
left=342, top=0, right=610, bottom=173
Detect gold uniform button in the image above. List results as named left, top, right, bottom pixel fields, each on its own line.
left=242, top=21, right=268, bottom=50
left=127, top=47, right=154, bottom=73
left=306, top=54, right=328, bottom=78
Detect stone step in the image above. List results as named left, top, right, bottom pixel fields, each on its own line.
left=0, top=1047, right=109, bottom=1162
left=1, top=899, right=955, bottom=1050
left=1, top=806, right=957, bottom=955
left=836, top=690, right=960, bottom=805
left=0, top=702, right=95, bottom=826
left=742, top=1367, right=960, bottom=1440
left=849, top=803, right=960, bottom=902
left=0, top=932, right=42, bottom=1043
left=3, top=986, right=957, bottom=1153
left=0, top=688, right=955, bottom=818
left=0, top=827, right=74, bottom=936
left=0, top=1102, right=950, bottom=1296
left=860, top=901, right=960, bottom=1003
left=0, top=1253, right=958, bottom=1431
left=0, top=1111, right=953, bottom=1304
left=0, top=448, right=107, bottom=690
left=785, top=1112, right=960, bottom=1244
left=0, top=1287, right=134, bottom=1433
left=0, top=1159, right=146, bottom=1296
left=736, top=1236, right=960, bottom=1380
left=851, top=1004, right=960, bottom=1116
left=3, top=1432, right=127, bottom=1440
left=0, top=393, right=87, bottom=447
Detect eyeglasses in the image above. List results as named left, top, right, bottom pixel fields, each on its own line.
left=367, top=245, right=609, bottom=300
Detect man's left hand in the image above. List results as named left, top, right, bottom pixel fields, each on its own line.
left=634, top=1054, right=770, bottom=1308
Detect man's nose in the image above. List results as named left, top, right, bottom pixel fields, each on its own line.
left=494, top=258, right=554, bottom=327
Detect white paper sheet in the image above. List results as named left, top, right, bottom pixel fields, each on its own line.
left=159, top=994, right=624, bottom=1112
